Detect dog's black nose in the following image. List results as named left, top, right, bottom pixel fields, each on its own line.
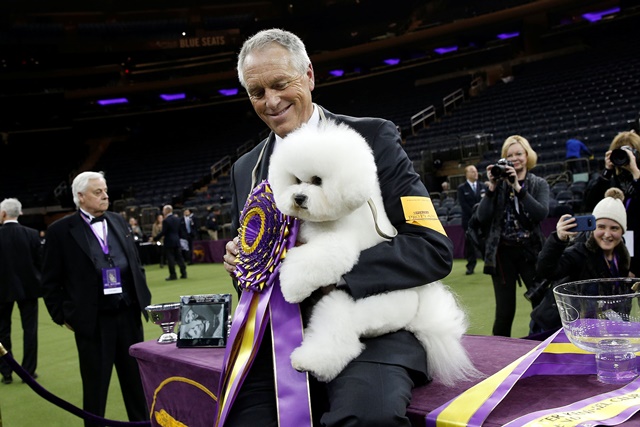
left=294, top=194, right=307, bottom=207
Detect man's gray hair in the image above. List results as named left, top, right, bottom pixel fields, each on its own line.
left=237, top=28, right=311, bottom=89
left=0, top=198, right=22, bottom=218
left=71, top=171, right=105, bottom=208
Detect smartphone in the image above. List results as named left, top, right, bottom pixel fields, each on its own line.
left=564, top=214, right=596, bottom=232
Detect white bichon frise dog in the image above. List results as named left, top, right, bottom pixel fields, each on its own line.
left=268, top=120, right=481, bottom=385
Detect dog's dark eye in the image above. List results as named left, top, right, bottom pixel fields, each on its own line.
left=311, top=176, right=322, bottom=186
left=295, top=177, right=301, bottom=184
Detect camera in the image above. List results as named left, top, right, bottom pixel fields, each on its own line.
left=524, top=279, right=550, bottom=303
left=610, top=146, right=639, bottom=167
left=490, top=159, right=515, bottom=182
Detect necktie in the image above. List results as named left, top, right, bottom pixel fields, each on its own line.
left=186, top=218, right=191, bottom=233
left=91, top=216, right=106, bottom=224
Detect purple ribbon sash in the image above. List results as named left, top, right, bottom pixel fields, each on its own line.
left=427, top=329, right=640, bottom=427
left=215, top=181, right=312, bottom=427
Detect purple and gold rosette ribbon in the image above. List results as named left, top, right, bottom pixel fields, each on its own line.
left=215, top=180, right=312, bottom=427
left=427, top=328, right=640, bottom=426
left=234, top=181, right=294, bottom=293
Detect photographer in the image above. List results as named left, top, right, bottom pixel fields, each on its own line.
left=533, top=188, right=632, bottom=334
left=585, top=130, right=640, bottom=277
left=477, top=135, right=550, bottom=337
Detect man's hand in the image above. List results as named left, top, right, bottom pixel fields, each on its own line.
left=223, top=237, right=240, bottom=276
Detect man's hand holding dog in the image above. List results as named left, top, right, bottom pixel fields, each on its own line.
left=223, top=237, right=239, bottom=276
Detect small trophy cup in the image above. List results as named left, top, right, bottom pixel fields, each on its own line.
left=146, top=302, right=181, bottom=344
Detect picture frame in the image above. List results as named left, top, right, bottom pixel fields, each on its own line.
left=176, top=293, right=232, bottom=348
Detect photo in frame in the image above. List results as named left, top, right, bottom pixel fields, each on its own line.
left=176, top=293, right=232, bottom=348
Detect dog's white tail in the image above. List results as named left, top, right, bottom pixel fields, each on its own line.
left=406, top=281, right=484, bottom=387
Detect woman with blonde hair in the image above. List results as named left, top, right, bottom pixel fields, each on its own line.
left=585, top=130, right=640, bottom=277
left=477, top=135, right=550, bottom=337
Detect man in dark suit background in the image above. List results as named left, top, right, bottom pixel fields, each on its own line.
left=181, top=207, right=197, bottom=265
left=153, top=204, right=187, bottom=280
left=0, top=197, right=42, bottom=384
left=220, top=28, right=454, bottom=426
left=41, top=171, right=151, bottom=427
left=457, top=165, right=486, bottom=275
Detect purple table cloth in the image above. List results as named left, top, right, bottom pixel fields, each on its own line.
left=131, top=334, right=640, bottom=427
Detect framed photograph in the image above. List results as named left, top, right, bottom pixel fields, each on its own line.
left=176, top=293, right=232, bottom=348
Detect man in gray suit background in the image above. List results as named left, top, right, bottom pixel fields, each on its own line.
left=0, top=197, right=42, bottom=384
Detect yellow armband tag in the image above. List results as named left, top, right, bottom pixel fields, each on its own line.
left=400, top=196, right=447, bottom=236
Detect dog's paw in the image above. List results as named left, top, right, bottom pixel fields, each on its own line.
left=290, top=339, right=364, bottom=383
left=279, top=249, right=333, bottom=303
left=279, top=263, right=319, bottom=303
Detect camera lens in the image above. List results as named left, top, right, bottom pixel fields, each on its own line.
left=490, top=164, right=504, bottom=178
left=610, top=148, right=630, bottom=167
left=524, top=281, right=547, bottom=303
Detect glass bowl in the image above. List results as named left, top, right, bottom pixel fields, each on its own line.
left=553, top=277, right=640, bottom=384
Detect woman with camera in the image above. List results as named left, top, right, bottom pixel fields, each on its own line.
left=477, top=135, right=550, bottom=337
left=532, top=188, right=632, bottom=335
left=585, top=130, right=640, bottom=278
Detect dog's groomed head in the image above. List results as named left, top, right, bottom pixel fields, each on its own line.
left=268, top=120, right=379, bottom=222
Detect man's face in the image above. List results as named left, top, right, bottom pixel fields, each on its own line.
left=243, top=44, right=315, bottom=139
left=79, top=178, right=109, bottom=216
left=466, top=166, right=478, bottom=181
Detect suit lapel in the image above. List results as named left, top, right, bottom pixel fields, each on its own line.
left=70, top=212, right=94, bottom=261
left=255, top=134, right=277, bottom=185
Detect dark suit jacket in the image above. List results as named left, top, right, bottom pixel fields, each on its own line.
left=154, top=213, right=183, bottom=248
left=457, top=181, right=486, bottom=230
left=0, top=222, right=42, bottom=302
left=41, top=211, right=151, bottom=338
left=228, top=106, right=454, bottom=383
left=181, top=215, right=197, bottom=239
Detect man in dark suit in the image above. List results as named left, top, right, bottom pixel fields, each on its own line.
left=153, top=204, right=187, bottom=280
left=219, top=29, right=453, bottom=427
left=457, top=165, right=486, bottom=275
left=180, top=208, right=197, bottom=265
left=0, top=198, right=42, bottom=384
left=41, top=171, right=151, bottom=427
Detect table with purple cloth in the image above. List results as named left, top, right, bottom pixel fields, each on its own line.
left=130, top=334, right=640, bottom=426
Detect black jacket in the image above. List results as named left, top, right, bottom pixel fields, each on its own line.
left=228, top=106, right=454, bottom=383
left=457, top=181, right=486, bottom=230
left=42, top=211, right=151, bottom=337
left=0, top=222, right=42, bottom=302
left=536, top=231, right=631, bottom=282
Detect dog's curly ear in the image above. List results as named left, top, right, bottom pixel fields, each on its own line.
left=321, top=122, right=379, bottom=210
left=269, top=120, right=380, bottom=213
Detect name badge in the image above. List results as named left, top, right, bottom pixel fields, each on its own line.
left=102, top=267, right=123, bottom=295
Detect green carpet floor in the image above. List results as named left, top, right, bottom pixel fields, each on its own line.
left=0, top=260, right=536, bottom=426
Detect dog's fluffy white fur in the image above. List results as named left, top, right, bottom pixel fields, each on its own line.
left=268, top=120, right=481, bottom=385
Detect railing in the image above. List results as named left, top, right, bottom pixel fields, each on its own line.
left=210, top=156, right=231, bottom=178
left=443, top=88, right=465, bottom=114
left=410, top=105, right=436, bottom=135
